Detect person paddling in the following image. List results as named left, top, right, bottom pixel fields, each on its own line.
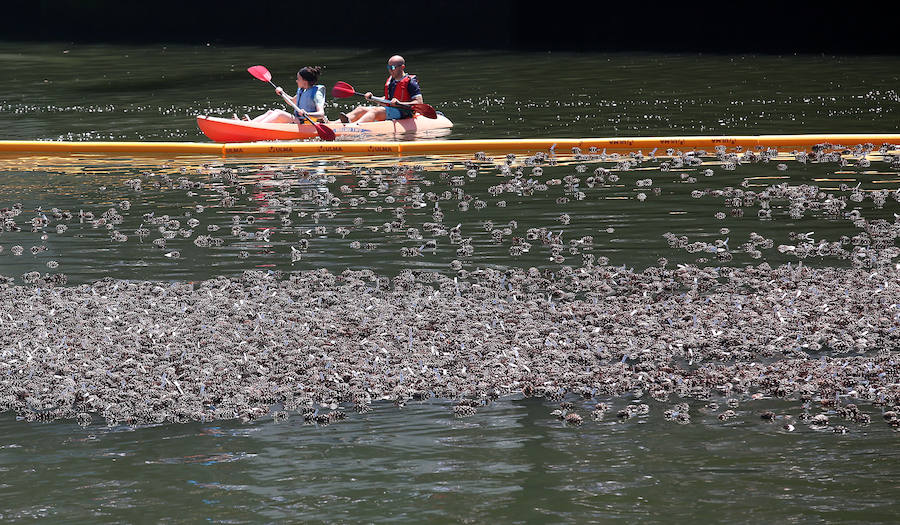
left=254, top=66, right=326, bottom=123
left=340, top=55, right=422, bottom=123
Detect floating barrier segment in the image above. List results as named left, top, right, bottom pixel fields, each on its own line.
left=0, top=134, right=898, bottom=157
left=0, top=141, right=223, bottom=155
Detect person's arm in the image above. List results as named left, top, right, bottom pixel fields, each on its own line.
left=391, top=94, right=423, bottom=105
left=366, top=81, right=423, bottom=106
left=274, top=86, right=325, bottom=120
left=274, top=86, right=305, bottom=117
left=365, top=91, right=398, bottom=107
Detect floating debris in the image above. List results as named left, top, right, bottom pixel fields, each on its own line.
left=0, top=262, right=895, bottom=427
left=0, top=143, right=898, bottom=430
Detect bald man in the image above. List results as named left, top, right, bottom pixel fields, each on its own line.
left=340, top=55, right=423, bottom=123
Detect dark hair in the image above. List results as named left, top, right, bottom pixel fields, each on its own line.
left=298, top=66, right=323, bottom=83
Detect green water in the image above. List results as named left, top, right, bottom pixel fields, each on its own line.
left=1, top=401, right=898, bottom=523
left=2, top=43, right=898, bottom=141
left=0, top=42, right=898, bottom=523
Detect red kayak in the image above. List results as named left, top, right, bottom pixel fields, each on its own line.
left=197, top=113, right=453, bottom=143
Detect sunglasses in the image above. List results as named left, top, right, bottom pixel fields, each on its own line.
left=387, top=64, right=403, bottom=71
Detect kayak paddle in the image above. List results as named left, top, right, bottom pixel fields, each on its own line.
left=247, top=65, right=336, bottom=141
left=331, top=81, right=438, bottom=119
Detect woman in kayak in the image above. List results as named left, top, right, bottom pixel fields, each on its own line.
left=253, top=66, right=326, bottom=123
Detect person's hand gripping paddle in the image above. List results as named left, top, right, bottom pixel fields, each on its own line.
left=247, top=65, right=336, bottom=141
left=331, top=81, right=438, bottom=119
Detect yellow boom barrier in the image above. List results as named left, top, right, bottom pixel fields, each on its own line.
left=0, top=134, right=897, bottom=157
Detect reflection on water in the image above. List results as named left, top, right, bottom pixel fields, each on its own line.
left=0, top=147, right=897, bottom=285
left=1, top=399, right=898, bottom=523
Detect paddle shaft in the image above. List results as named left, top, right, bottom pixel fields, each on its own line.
left=266, top=80, right=314, bottom=121
left=343, top=85, right=420, bottom=112
left=331, top=81, right=436, bottom=118
left=371, top=94, right=416, bottom=111
left=247, top=65, right=334, bottom=140
left=272, top=82, right=336, bottom=139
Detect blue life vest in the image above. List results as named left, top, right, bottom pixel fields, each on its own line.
left=294, top=85, right=325, bottom=116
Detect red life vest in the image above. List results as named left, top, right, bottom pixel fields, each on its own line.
left=384, top=74, right=416, bottom=102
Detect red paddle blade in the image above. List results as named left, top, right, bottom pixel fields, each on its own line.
left=413, top=104, right=438, bottom=119
left=331, top=81, right=356, bottom=98
left=314, top=122, right=336, bottom=141
left=247, top=65, right=272, bottom=82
